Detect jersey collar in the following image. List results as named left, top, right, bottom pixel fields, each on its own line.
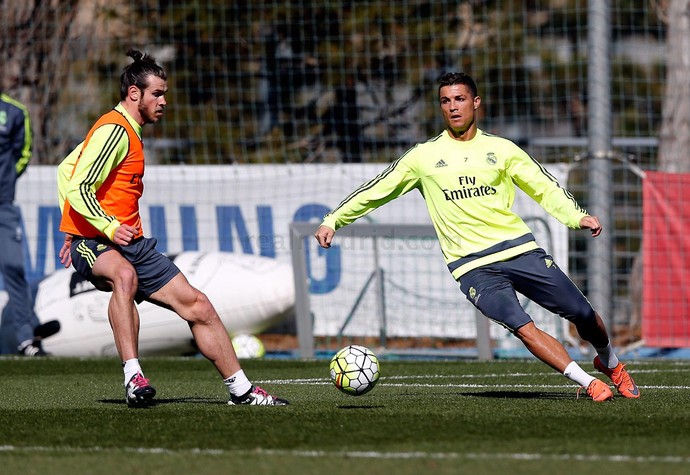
left=114, top=103, right=143, bottom=139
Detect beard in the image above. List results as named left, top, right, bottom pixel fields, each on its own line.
left=139, top=103, right=163, bottom=124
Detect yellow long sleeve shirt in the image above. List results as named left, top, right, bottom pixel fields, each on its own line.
left=322, top=129, right=587, bottom=279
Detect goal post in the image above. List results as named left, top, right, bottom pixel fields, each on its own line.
left=289, top=222, right=493, bottom=359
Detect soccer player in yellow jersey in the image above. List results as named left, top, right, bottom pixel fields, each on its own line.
left=315, top=72, right=639, bottom=402
left=57, top=50, right=288, bottom=407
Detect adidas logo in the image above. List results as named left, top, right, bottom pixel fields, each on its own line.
left=435, top=159, right=448, bottom=168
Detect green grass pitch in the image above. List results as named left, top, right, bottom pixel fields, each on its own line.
left=1, top=356, right=689, bottom=475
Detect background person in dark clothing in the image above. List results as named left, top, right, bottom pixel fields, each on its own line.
left=0, top=90, right=59, bottom=355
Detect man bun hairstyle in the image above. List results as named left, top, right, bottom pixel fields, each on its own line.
left=120, top=48, right=167, bottom=100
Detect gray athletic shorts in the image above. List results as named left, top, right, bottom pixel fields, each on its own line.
left=70, top=235, right=180, bottom=303
left=458, top=248, right=595, bottom=332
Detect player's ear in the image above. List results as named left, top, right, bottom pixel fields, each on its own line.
left=473, top=96, right=481, bottom=110
left=128, top=85, right=140, bottom=102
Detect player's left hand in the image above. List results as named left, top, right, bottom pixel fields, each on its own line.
left=113, top=224, right=139, bottom=246
left=315, top=225, right=335, bottom=248
left=580, top=215, right=602, bottom=237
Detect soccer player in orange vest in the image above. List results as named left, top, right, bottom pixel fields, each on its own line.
left=57, top=49, right=288, bottom=407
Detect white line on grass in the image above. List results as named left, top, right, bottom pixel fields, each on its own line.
left=256, top=378, right=690, bottom=390
left=1, top=445, right=688, bottom=465
left=259, top=366, right=690, bottom=385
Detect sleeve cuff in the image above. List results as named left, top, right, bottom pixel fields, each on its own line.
left=103, top=220, right=121, bottom=241
left=321, top=214, right=338, bottom=231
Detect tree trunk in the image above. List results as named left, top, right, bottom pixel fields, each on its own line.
left=657, top=0, right=690, bottom=172
left=1, top=1, right=81, bottom=164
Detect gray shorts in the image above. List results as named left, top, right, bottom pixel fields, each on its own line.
left=70, top=236, right=180, bottom=303
left=458, top=248, right=595, bottom=332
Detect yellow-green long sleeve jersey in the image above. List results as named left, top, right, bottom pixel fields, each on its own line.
left=321, top=129, right=588, bottom=280
left=57, top=103, right=144, bottom=240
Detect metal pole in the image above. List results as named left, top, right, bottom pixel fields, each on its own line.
left=587, top=1, right=613, bottom=330
left=475, top=309, right=493, bottom=361
left=372, top=237, right=387, bottom=348
left=289, top=224, right=315, bottom=358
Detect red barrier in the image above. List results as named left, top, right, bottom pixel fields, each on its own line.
left=642, top=171, right=690, bottom=347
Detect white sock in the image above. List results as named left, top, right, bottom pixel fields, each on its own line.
left=563, top=361, right=596, bottom=387
left=594, top=343, right=619, bottom=369
left=224, top=369, right=252, bottom=397
left=123, top=358, right=143, bottom=386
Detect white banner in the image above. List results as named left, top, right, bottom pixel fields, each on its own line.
left=8, top=163, right=570, bottom=340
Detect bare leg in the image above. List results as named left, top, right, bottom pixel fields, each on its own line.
left=149, top=273, right=240, bottom=378
left=514, top=321, right=573, bottom=373
left=92, top=250, right=140, bottom=361
left=107, top=300, right=140, bottom=360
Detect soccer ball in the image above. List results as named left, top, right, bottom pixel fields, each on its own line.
left=329, top=345, right=380, bottom=396
left=231, top=334, right=266, bottom=359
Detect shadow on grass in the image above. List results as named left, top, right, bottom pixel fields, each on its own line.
left=99, top=397, right=226, bottom=406
left=458, top=391, right=574, bottom=400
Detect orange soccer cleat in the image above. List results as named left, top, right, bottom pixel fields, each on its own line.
left=593, top=356, right=640, bottom=399
left=580, top=378, right=614, bottom=402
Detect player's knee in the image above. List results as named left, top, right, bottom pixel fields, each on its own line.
left=111, top=266, right=138, bottom=296
left=478, top=302, right=531, bottom=333
left=562, top=301, right=595, bottom=326
left=187, top=291, right=217, bottom=325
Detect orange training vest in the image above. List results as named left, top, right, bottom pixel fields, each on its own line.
left=60, top=109, right=144, bottom=239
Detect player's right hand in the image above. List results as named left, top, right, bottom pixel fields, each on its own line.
left=314, top=225, right=335, bottom=248
left=59, top=234, right=73, bottom=268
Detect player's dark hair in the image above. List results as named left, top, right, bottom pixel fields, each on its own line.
left=438, top=72, right=478, bottom=98
left=120, top=49, right=167, bottom=100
